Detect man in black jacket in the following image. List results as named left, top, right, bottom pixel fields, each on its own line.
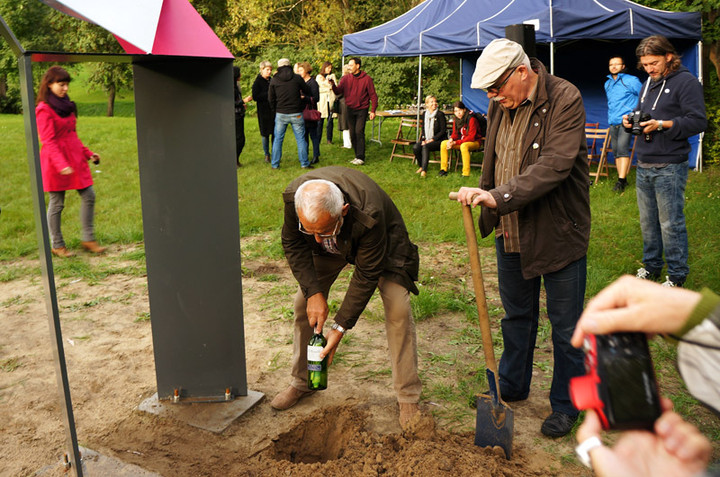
left=268, top=58, right=312, bottom=169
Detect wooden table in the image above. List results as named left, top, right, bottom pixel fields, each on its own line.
left=371, top=109, right=422, bottom=146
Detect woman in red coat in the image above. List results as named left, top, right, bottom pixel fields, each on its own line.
left=36, top=66, right=106, bottom=258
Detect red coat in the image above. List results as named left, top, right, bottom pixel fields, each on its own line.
left=36, top=101, right=94, bottom=192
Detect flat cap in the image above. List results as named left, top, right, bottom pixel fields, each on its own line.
left=471, top=38, right=528, bottom=90
left=277, top=58, right=291, bottom=67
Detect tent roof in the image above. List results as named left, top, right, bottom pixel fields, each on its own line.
left=343, top=0, right=701, bottom=57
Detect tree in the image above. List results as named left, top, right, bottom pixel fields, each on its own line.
left=0, top=0, right=63, bottom=113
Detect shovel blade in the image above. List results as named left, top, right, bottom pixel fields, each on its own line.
left=475, top=393, right=514, bottom=459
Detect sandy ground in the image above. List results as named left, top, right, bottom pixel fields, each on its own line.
left=0, top=240, right=715, bottom=476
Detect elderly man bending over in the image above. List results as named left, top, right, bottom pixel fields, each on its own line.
left=271, top=166, right=422, bottom=428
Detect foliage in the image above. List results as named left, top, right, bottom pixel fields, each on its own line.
left=0, top=0, right=64, bottom=113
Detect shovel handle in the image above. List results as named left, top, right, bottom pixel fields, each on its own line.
left=449, top=191, right=499, bottom=374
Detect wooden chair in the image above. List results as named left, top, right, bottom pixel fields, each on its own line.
left=585, top=126, right=611, bottom=184
left=389, top=117, right=419, bottom=162
left=585, top=122, right=600, bottom=160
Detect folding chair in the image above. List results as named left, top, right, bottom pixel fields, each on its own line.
left=389, top=117, right=419, bottom=162
left=585, top=126, right=611, bottom=184
left=585, top=122, right=600, bottom=160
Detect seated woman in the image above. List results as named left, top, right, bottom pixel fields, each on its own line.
left=438, top=101, right=482, bottom=177
left=412, top=95, right=447, bottom=178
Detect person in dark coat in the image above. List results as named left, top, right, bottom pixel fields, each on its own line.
left=251, top=60, right=275, bottom=163
left=412, top=95, right=447, bottom=177
left=271, top=166, right=423, bottom=429
left=298, top=62, right=321, bottom=165
left=268, top=58, right=312, bottom=169
left=457, top=39, right=591, bottom=438
left=233, top=66, right=248, bottom=167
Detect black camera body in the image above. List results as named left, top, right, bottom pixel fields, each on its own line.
left=570, top=332, right=662, bottom=431
left=626, top=110, right=653, bottom=142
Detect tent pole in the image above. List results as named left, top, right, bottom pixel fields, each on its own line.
left=416, top=55, right=423, bottom=142
left=550, top=42, right=555, bottom=75
left=697, top=40, right=703, bottom=172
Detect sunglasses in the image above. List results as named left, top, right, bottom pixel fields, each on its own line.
left=484, top=66, right=518, bottom=94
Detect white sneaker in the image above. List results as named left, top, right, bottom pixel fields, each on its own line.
left=636, top=267, right=659, bottom=280
left=661, top=276, right=682, bottom=287
left=350, top=158, right=365, bottom=165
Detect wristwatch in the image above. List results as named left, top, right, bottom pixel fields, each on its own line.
left=657, top=120, right=664, bottom=131
left=331, top=322, right=346, bottom=334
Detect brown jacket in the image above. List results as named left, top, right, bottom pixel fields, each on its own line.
left=480, top=59, right=591, bottom=279
left=282, top=167, right=419, bottom=329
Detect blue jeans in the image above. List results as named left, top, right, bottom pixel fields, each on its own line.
left=272, top=112, right=309, bottom=168
left=636, top=162, right=689, bottom=281
left=495, top=237, right=586, bottom=416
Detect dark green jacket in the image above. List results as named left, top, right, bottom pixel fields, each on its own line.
left=480, top=59, right=591, bottom=279
left=282, top=166, right=419, bottom=330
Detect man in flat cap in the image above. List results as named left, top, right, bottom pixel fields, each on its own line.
left=456, top=38, right=590, bottom=437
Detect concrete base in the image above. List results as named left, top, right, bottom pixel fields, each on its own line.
left=36, top=446, right=161, bottom=476
left=138, top=390, right=265, bottom=433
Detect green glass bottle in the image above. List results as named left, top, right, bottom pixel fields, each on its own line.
left=307, top=332, right=328, bottom=390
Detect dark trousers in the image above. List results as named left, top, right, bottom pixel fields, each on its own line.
left=495, top=237, right=586, bottom=416
left=412, top=140, right=442, bottom=171
left=235, top=113, right=245, bottom=164
left=318, top=117, right=334, bottom=143
left=347, top=107, right=368, bottom=160
left=304, top=121, right=321, bottom=161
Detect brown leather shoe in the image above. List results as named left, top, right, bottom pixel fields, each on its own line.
left=264, top=155, right=271, bottom=163
left=399, top=402, right=420, bottom=429
left=51, top=247, right=75, bottom=258
left=81, top=241, right=107, bottom=254
left=270, top=385, right=315, bottom=410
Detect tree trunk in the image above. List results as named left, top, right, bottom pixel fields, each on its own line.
left=106, top=84, right=116, bottom=117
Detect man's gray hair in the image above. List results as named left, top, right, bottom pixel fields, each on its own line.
left=295, top=179, right=344, bottom=222
left=259, top=60, right=271, bottom=70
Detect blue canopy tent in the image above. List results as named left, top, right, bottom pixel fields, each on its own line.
left=343, top=0, right=704, bottom=168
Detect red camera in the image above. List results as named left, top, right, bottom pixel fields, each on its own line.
left=570, top=332, right=662, bottom=430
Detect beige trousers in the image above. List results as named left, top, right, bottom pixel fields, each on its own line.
left=290, top=255, right=422, bottom=403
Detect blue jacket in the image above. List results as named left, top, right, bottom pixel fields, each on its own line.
left=634, top=65, right=706, bottom=165
left=605, top=72, right=642, bottom=125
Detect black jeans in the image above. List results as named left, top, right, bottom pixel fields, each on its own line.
left=347, top=107, right=368, bottom=160
left=412, top=140, right=442, bottom=171
left=235, top=113, right=245, bottom=163
left=304, top=121, right=321, bottom=161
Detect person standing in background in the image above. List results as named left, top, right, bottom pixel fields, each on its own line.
left=268, top=58, right=313, bottom=170
left=233, top=66, right=250, bottom=167
left=298, top=62, right=321, bottom=165
left=604, top=56, right=642, bottom=193
left=316, top=62, right=337, bottom=145
left=36, top=66, right=107, bottom=258
left=330, top=58, right=378, bottom=165
left=628, top=35, right=706, bottom=288
left=251, top=60, right=275, bottom=164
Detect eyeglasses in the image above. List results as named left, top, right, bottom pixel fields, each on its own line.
left=298, top=216, right=343, bottom=238
left=484, top=66, right=518, bottom=94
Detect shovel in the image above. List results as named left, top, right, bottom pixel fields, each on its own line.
left=449, top=191, right=514, bottom=459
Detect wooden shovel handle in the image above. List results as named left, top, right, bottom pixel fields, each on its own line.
left=448, top=191, right=498, bottom=374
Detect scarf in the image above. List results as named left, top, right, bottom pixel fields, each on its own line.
left=47, top=92, right=76, bottom=118
left=424, top=108, right=438, bottom=139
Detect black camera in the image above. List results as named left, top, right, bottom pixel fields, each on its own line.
left=570, top=332, right=662, bottom=431
left=626, top=110, right=653, bottom=142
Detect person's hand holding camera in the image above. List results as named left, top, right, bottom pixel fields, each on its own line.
left=577, top=399, right=712, bottom=477
left=571, top=275, right=700, bottom=348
